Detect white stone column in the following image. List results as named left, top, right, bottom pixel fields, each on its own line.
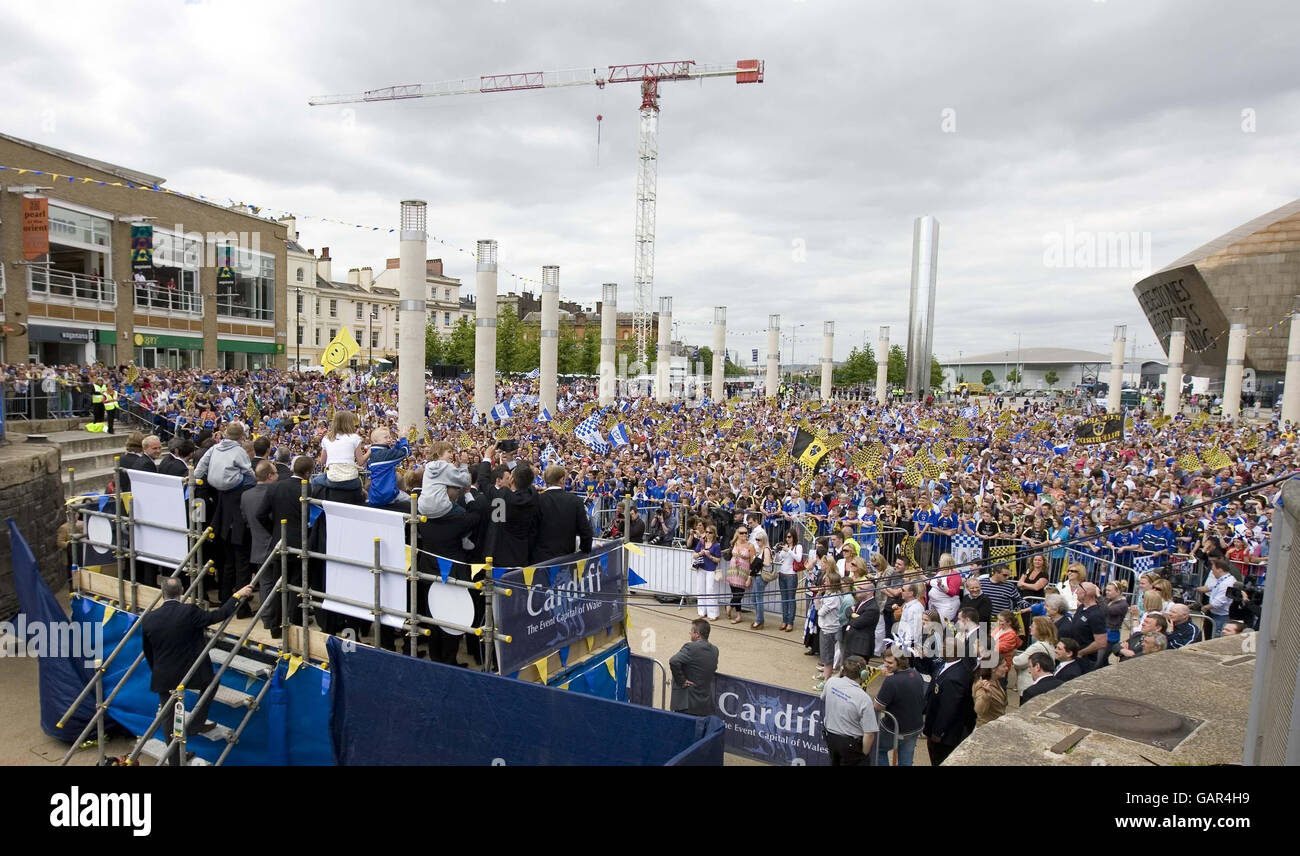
left=766, top=314, right=781, bottom=400
left=1108, top=324, right=1126, bottom=413
left=1163, top=317, right=1185, bottom=418
left=599, top=284, right=617, bottom=406
left=656, top=296, right=673, bottom=404
left=398, top=200, right=427, bottom=435
left=711, top=306, right=726, bottom=402
left=1282, top=296, right=1300, bottom=426
left=1222, top=307, right=1248, bottom=421
left=540, top=265, right=559, bottom=416
left=474, top=239, right=498, bottom=420
left=820, top=321, right=834, bottom=401
left=907, top=215, right=939, bottom=399
left=876, top=325, right=889, bottom=405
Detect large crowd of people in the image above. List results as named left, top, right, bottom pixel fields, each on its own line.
left=11, top=357, right=1285, bottom=764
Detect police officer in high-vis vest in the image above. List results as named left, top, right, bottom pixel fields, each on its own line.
left=91, top=376, right=106, bottom=425
left=103, top=381, right=118, bottom=435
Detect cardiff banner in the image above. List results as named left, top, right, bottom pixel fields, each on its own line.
left=711, top=672, right=829, bottom=766
left=493, top=541, right=626, bottom=676
left=130, top=224, right=153, bottom=273
left=1074, top=413, right=1124, bottom=445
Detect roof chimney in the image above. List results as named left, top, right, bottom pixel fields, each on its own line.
left=359, top=266, right=373, bottom=288
left=318, top=247, right=331, bottom=284
left=347, top=267, right=360, bottom=285
left=426, top=259, right=444, bottom=277
left=279, top=216, right=297, bottom=242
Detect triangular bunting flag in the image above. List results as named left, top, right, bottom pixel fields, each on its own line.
left=534, top=656, right=549, bottom=684
left=558, top=646, right=570, bottom=667
left=585, top=635, right=595, bottom=653
left=102, top=604, right=116, bottom=624
left=285, top=654, right=304, bottom=680
left=574, top=559, right=586, bottom=582
left=437, top=556, right=452, bottom=584
left=628, top=568, right=647, bottom=586
left=559, top=682, right=570, bottom=691
left=604, top=657, right=616, bottom=679
left=624, top=542, right=644, bottom=556
left=522, top=567, right=537, bottom=586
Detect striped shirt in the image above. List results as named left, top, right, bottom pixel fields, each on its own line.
left=982, top=578, right=1025, bottom=614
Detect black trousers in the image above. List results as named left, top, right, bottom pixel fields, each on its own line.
left=825, top=731, right=868, bottom=766
left=927, top=738, right=958, bottom=766
left=106, top=407, right=115, bottom=434
left=154, top=689, right=216, bottom=766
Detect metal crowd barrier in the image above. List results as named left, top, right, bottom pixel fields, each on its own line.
left=1, top=385, right=91, bottom=420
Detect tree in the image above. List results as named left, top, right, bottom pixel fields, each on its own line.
left=580, top=329, right=601, bottom=375
left=445, top=316, right=475, bottom=368
left=930, top=355, right=945, bottom=390
left=557, top=327, right=582, bottom=374
left=1006, top=368, right=1021, bottom=384
left=887, top=345, right=907, bottom=385
left=424, top=319, right=444, bottom=368
left=981, top=369, right=995, bottom=386
left=496, top=309, right=535, bottom=373
left=833, top=344, right=877, bottom=385
left=1045, top=369, right=1059, bottom=388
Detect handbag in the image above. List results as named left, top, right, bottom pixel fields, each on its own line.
left=760, top=552, right=779, bottom=583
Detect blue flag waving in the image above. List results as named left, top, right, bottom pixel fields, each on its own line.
left=491, top=401, right=513, bottom=422
left=537, top=406, right=553, bottom=423
left=609, top=423, right=632, bottom=448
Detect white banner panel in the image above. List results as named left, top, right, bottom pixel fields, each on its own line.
left=129, top=470, right=188, bottom=569
left=629, top=543, right=694, bottom=596
left=320, top=500, right=407, bottom=629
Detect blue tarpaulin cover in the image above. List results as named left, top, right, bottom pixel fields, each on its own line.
left=328, top=637, right=723, bottom=765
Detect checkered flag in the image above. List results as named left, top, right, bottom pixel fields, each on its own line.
left=1134, top=555, right=1156, bottom=575
left=952, top=532, right=981, bottom=568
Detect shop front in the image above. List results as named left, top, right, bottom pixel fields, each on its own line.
left=218, top=338, right=284, bottom=371
left=29, top=324, right=98, bottom=365
left=129, top=331, right=203, bottom=370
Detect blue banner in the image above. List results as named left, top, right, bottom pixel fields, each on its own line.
left=711, top=671, right=829, bottom=766
left=492, top=542, right=626, bottom=675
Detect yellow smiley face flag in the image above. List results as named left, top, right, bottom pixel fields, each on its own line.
left=320, top=327, right=361, bottom=375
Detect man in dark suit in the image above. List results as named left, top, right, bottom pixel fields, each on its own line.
left=669, top=619, right=719, bottom=716
left=1019, top=652, right=1063, bottom=704
left=1053, top=638, right=1085, bottom=682
left=118, top=432, right=157, bottom=494
left=923, top=653, right=976, bottom=766
left=535, top=465, right=594, bottom=563
left=141, top=576, right=253, bottom=764
left=157, top=437, right=193, bottom=478
left=257, top=455, right=312, bottom=636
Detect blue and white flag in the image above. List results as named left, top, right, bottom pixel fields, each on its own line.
left=523, top=367, right=540, bottom=380
left=523, top=394, right=539, bottom=406
left=537, top=406, right=553, bottom=424
left=618, top=400, right=632, bottom=413
left=700, top=395, right=711, bottom=408
left=540, top=443, right=561, bottom=467
left=491, top=401, right=513, bottom=422
left=609, top=423, right=632, bottom=448
left=960, top=405, right=978, bottom=419
left=575, top=409, right=609, bottom=453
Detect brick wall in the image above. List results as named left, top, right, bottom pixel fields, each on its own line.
left=0, top=444, right=65, bottom=620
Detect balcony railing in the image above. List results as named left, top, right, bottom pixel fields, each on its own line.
left=28, top=268, right=116, bottom=308
left=135, top=284, right=203, bottom=316
left=215, top=297, right=274, bottom=322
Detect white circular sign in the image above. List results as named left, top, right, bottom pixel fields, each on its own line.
left=86, top=516, right=113, bottom=551
left=426, top=581, right=475, bottom=637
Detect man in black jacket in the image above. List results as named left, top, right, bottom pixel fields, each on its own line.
left=141, top=576, right=254, bottom=764
left=118, top=432, right=157, bottom=494
left=1053, top=638, right=1086, bottom=681
left=535, top=465, right=593, bottom=563
left=157, top=438, right=193, bottom=478
left=922, top=652, right=976, bottom=766
left=475, top=448, right=540, bottom=567
left=1019, top=652, right=1063, bottom=704
left=257, top=455, right=312, bottom=635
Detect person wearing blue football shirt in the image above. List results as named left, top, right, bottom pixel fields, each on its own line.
left=806, top=494, right=830, bottom=537
left=933, top=501, right=958, bottom=560
left=1139, top=518, right=1177, bottom=568
left=912, top=498, right=938, bottom=569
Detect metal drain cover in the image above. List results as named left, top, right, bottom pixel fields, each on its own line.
left=1041, top=692, right=1202, bottom=751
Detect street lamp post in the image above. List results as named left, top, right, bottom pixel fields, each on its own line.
left=294, top=286, right=301, bottom=371
left=1016, top=332, right=1022, bottom=395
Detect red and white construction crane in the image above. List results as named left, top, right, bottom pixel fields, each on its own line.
left=308, top=59, right=764, bottom=361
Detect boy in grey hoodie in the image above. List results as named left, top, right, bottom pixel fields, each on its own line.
left=418, top=441, right=470, bottom=519
left=195, top=423, right=256, bottom=490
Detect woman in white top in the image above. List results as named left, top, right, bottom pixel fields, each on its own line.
left=315, top=410, right=368, bottom=489
left=928, top=552, right=962, bottom=622
left=1059, top=563, right=1085, bottom=613
left=775, top=530, right=804, bottom=632
left=1012, top=615, right=1058, bottom=694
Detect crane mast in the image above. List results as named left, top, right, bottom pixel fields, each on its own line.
left=309, top=59, right=763, bottom=364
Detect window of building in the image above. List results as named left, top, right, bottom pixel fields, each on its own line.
left=297, top=326, right=304, bottom=345
left=215, top=245, right=276, bottom=321
left=296, top=291, right=304, bottom=314
left=31, top=204, right=114, bottom=304
left=395, top=333, right=399, bottom=349
left=328, top=328, right=337, bottom=342
left=133, top=229, right=201, bottom=313
left=444, top=288, right=450, bottom=300
left=296, top=267, right=304, bottom=282
left=371, top=331, right=379, bottom=348
left=371, top=303, right=378, bottom=318
left=355, top=303, right=363, bottom=320
left=329, top=299, right=337, bottom=317
left=315, top=328, right=321, bottom=345
left=315, top=297, right=321, bottom=315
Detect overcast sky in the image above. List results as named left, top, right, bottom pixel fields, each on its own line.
left=3, top=0, right=1298, bottom=365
